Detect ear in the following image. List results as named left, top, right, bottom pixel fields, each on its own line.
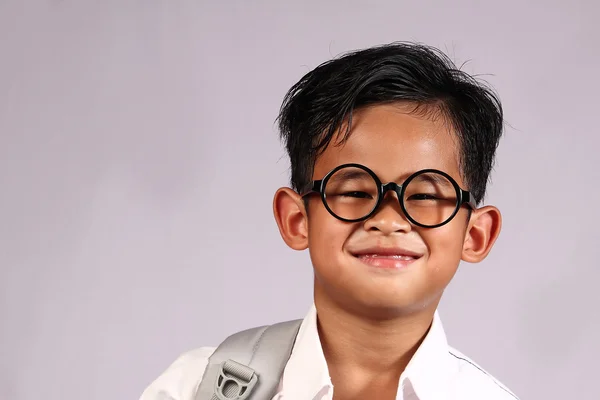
left=461, top=205, right=502, bottom=263
left=273, top=187, right=309, bottom=251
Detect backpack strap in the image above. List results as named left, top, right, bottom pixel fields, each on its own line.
left=195, top=319, right=303, bottom=400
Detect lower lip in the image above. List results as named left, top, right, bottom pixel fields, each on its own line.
left=355, top=255, right=419, bottom=270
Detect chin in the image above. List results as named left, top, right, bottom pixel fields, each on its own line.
left=348, top=300, right=422, bottom=320
left=340, top=287, right=428, bottom=316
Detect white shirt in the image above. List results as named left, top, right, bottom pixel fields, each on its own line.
left=140, top=305, right=518, bottom=400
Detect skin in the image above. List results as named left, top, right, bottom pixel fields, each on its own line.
left=273, top=103, right=502, bottom=399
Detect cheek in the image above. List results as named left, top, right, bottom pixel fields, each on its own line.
left=420, top=224, right=466, bottom=267
left=307, top=208, right=352, bottom=271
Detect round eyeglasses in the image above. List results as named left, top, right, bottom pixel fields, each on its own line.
left=301, top=163, right=476, bottom=228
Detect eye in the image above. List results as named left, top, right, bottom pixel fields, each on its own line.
left=408, top=193, right=439, bottom=201
left=341, top=191, right=373, bottom=199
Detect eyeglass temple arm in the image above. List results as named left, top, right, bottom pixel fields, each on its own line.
left=300, top=180, right=322, bottom=196
left=461, top=190, right=477, bottom=209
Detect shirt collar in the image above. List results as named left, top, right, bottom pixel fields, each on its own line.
left=399, top=311, right=452, bottom=400
left=279, top=304, right=332, bottom=399
left=280, top=305, right=452, bottom=400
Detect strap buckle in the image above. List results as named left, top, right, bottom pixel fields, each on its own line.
left=214, top=360, right=258, bottom=400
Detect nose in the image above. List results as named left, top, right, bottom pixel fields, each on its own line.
left=362, top=187, right=412, bottom=234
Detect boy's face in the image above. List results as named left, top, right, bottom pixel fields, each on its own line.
left=274, top=103, right=501, bottom=317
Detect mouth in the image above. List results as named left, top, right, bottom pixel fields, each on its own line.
left=351, top=247, right=423, bottom=270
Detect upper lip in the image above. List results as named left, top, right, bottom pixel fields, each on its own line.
left=350, top=246, right=423, bottom=258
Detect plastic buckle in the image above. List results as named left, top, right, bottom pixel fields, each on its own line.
left=214, top=360, right=258, bottom=400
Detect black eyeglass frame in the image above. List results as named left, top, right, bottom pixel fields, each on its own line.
left=301, top=163, right=476, bottom=228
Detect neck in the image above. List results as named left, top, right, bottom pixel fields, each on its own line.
left=314, top=288, right=438, bottom=380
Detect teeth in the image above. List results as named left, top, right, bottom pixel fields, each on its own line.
left=361, top=254, right=415, bottom=260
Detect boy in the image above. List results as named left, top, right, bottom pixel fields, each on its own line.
left=141, top=42, right=518, bottom=400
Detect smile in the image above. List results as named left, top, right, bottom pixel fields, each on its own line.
left=351, top=247, right=423, bottom=270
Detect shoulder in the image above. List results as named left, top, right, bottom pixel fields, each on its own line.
left=447, top=346, right=519, bottom=400
left=139, top=347, right=216, bottom=400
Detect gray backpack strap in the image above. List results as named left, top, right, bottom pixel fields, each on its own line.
left=195, top=319, right=302, bottom=400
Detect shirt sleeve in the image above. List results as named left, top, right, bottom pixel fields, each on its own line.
left=139, top=347, right=216, bottom=400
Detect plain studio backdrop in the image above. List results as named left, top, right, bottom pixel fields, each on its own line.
left=1, top=1, right=599, bottom=399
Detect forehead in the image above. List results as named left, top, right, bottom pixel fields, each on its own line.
left=313, top=103, right=463, bottom=184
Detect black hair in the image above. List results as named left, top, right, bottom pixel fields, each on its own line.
left=277, top=42, right=503, bottom=205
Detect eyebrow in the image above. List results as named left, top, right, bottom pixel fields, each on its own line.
left=408, top=172, right=453, bottom=186
left=330, top=169, right=373, bottom=181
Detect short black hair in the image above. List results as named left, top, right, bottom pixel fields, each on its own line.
left=277, top=42, right=503, bottom=205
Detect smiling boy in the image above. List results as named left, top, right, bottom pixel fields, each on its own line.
left=141, top=42, right=517, bottom=400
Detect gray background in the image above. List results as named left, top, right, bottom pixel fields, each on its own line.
left=1, top=1, right=598, bottom=399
